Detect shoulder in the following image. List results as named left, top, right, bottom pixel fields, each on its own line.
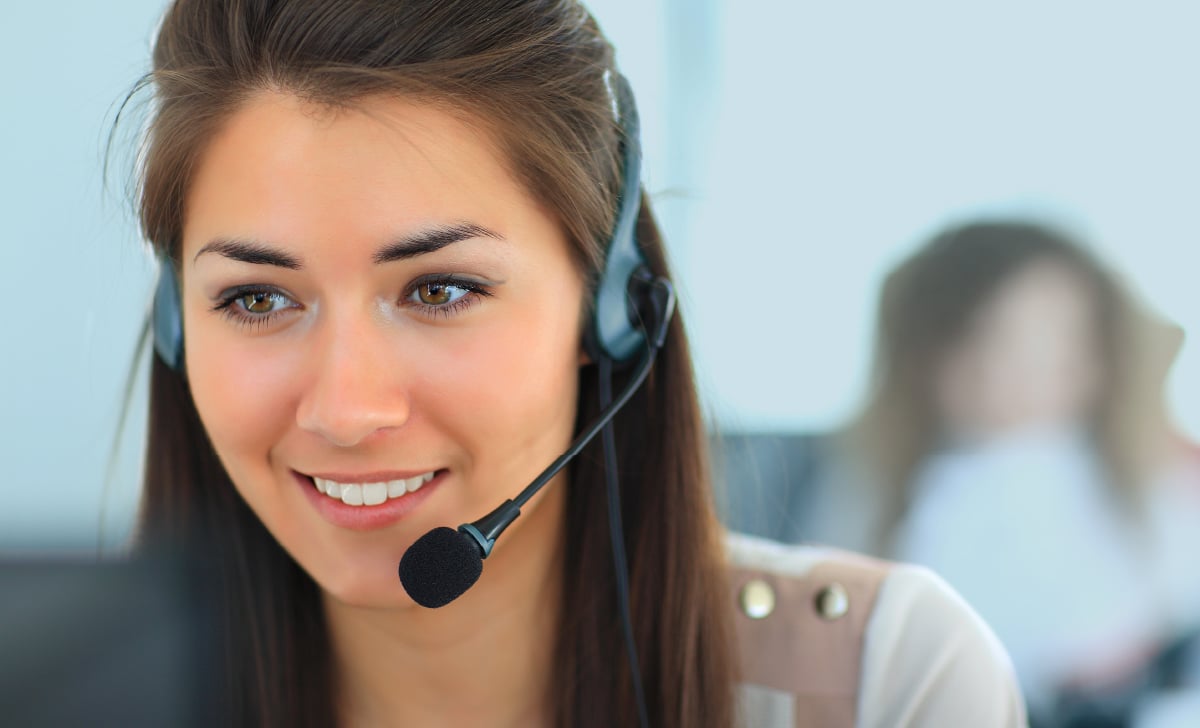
left=857, top=560, right=1028, bottom=727
left=726, top=532, right=1027, bottom=728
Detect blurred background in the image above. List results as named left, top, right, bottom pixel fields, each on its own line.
left=1, top=1, right=1198, bottom=726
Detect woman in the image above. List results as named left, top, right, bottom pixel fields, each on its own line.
left=127, top=1, right=1024, bottom=725
left=804, top=221, right=1200, bottom=722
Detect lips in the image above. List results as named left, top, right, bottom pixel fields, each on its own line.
left=310, top=472, right=437, bottom=507
left=293, top=469, right=445, bottom=531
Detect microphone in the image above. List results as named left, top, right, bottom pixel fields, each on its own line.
left=398, top=527, right=484, bottom=609
left=398, top=274, right=674, bottom=608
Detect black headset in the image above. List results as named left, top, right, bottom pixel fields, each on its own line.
left=151, top=251, right=184, bottom=372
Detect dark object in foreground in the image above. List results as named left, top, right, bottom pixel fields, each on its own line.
left=0, top=553, right=216, bottom=728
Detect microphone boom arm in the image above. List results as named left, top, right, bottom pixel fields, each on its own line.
left=457, top=343, right=656, bottom=558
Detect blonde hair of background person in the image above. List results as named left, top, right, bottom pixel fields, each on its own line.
left=118, top=1, right=1026, bottom=726
left=841, top=220, right=1187, bottom=555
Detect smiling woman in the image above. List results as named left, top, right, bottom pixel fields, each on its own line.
left=181, top=91, right=585, bottom=610
left=122, top=1, right=1026, bottom=727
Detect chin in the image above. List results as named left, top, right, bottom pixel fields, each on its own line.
left=301, top=547, right=416, bottom=610
left=321, top=579, right=420, bottom=611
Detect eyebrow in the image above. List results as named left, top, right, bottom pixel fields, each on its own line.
left=192, top=223, right=503, bottom=268
left=373, top=223, right=503, bottom=264
left=193, top=239, right=302, bottom=268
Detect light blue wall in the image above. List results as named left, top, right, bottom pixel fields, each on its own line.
left=2, top=0, right=1196, bottom=551
left=1, top=1, right=164, bottom=550
left=678, top=0, right=1200, bottom=435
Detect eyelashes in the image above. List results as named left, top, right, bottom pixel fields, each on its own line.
left=209, top=275, right=494, bottom=331
left=403, top=275, right=494, bottom=318
left=211, top=286, right=295, bottom=331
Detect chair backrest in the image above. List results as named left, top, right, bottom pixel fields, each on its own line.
left=712, top=431, right=832, bottom=543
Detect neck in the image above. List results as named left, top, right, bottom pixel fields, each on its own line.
left=323, top=482, right=565, bottom=728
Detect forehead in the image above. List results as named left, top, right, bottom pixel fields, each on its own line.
left=180, top=91, right=534, bottom=259
left=996, top=260, right=1093, bottom=311
left=971, top=259, right=1098, bottom=340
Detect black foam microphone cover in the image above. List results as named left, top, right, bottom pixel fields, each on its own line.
left=398, top=527, right=484, bottom=608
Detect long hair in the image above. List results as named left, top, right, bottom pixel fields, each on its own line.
left=846, top=220, right=1183, bottom=553
left=129, top=1, right=736, bottom=725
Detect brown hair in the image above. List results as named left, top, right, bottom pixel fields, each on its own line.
left=128, top=1, right=736, bottom=725
left=847, top=220, right=1184, bottom=553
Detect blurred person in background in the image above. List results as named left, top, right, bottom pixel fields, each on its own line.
left=803, top=220, right=1200, bottom=726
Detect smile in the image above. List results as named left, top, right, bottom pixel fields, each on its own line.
left=311, top=472, right=437, bottom=507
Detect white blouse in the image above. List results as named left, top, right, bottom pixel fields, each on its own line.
left=729, top=533, right=1028, bottom=727
left=892, top=429, right=1200, bottom=714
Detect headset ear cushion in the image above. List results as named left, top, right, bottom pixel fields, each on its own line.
left=629, top=271, right=675, bottom=351
left=152, top=263, right=185, bottom=372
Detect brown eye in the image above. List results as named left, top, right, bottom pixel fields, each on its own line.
left=417, top=282, right=453, bottom=305
left=405, top=278, right=482, bottom=313
left=214, top=287, right=297, bottom=329
left=241, top=291, right=277, bottom=314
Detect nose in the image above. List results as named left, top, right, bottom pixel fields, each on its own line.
left=295, top=312, right=412, bottom=448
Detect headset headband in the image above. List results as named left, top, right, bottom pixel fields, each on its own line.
left=587, top=72, right=649, bottom=363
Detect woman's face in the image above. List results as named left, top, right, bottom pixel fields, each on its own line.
left=180, top=92, right=586, bottom=607
left=935, top=259, right=1102, bottom=440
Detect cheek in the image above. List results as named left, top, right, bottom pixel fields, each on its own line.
left=183, top=315, right=299, bottom=497
left=420, top=296, right=585, bottom=480
left=934, top=350, right=976, bottom=423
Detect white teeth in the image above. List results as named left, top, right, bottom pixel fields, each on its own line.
left=312, top=472, right=437, bottom=507
left=362, top=482, right=387, bottom=506
left=340, top=483, right=363, bottom=506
